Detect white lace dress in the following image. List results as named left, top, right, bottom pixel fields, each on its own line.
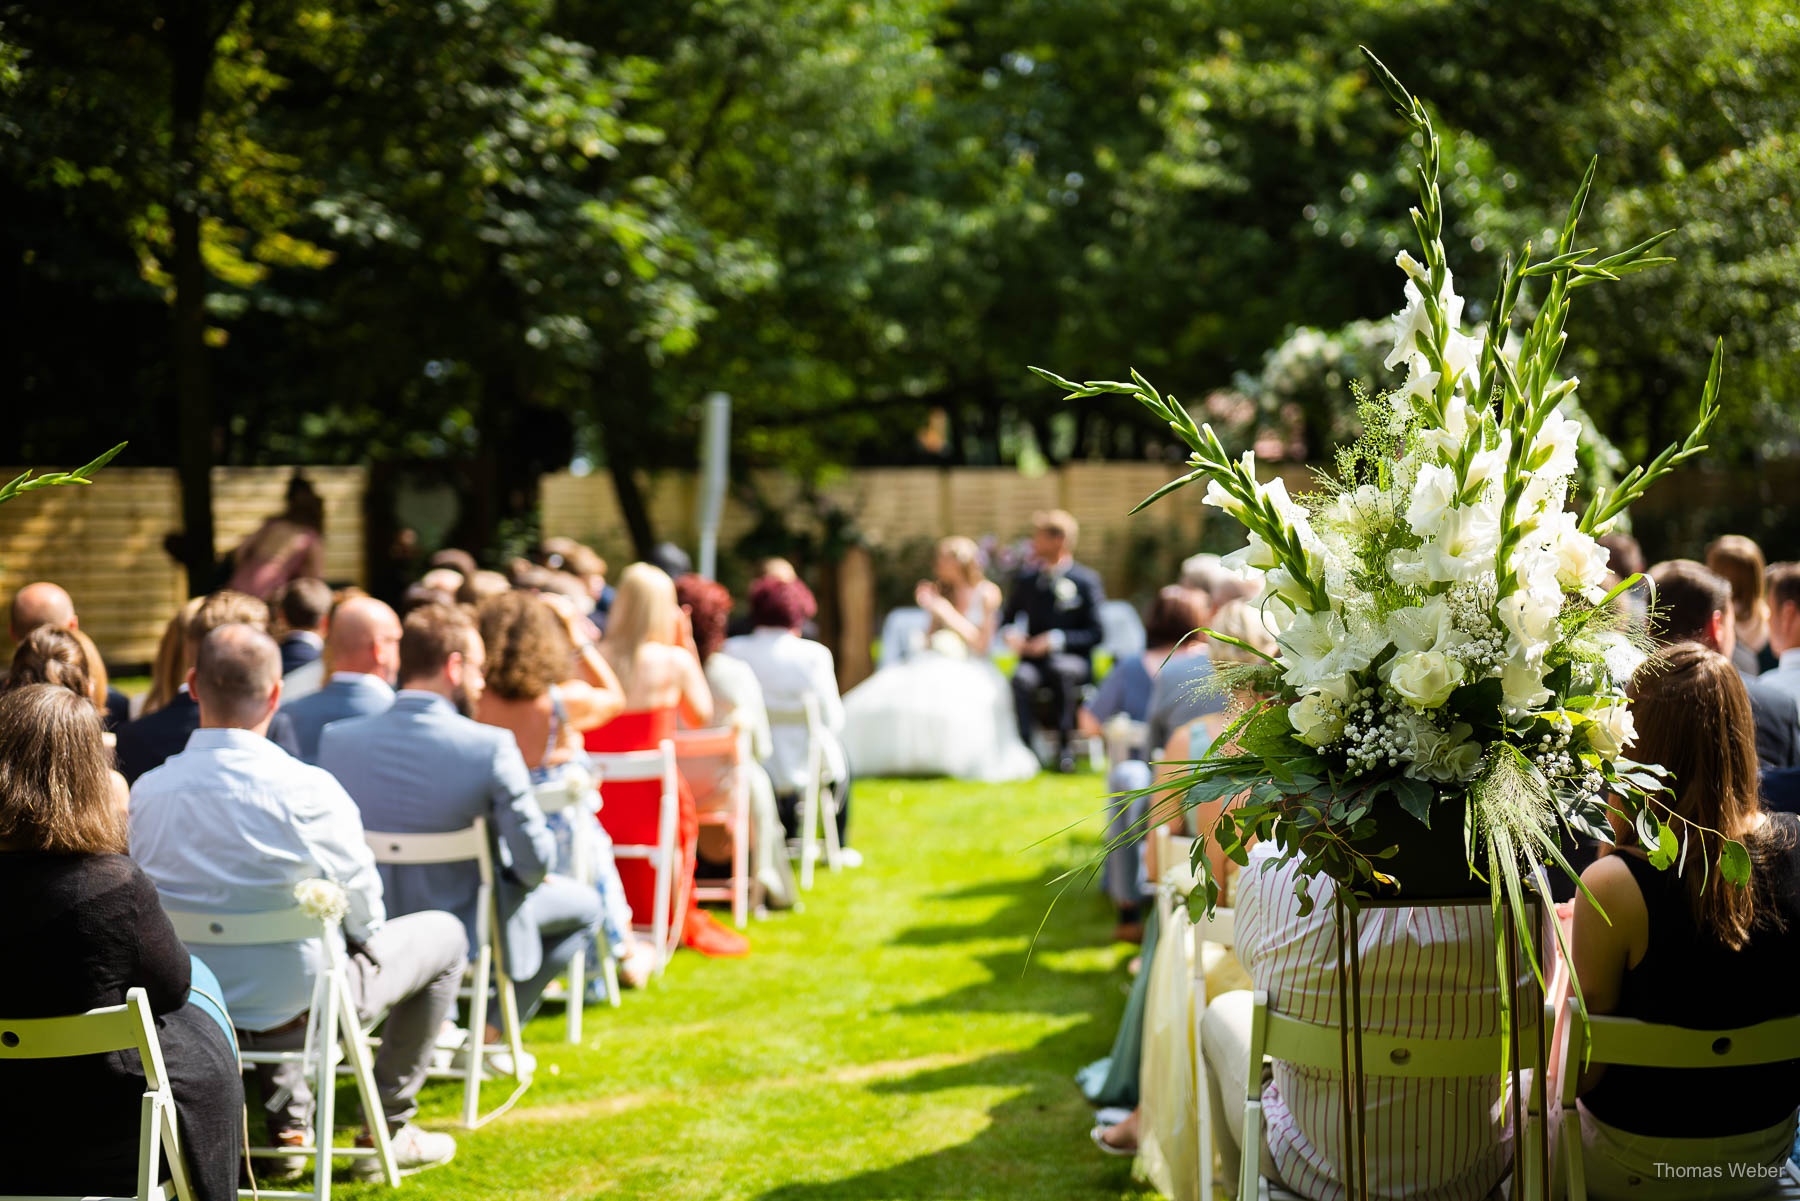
left=840, top=594, right=1040, bottom=781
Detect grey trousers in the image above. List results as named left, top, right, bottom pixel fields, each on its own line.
left=240, top=910, right=468, bottom=1137
left=507, top=873, right=602, bottom=1023
left=1105, top=760, right=1153, bottom=909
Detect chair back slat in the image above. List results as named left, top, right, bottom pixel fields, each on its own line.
left=0, top=996, right=140, bottom=1061
left=1193, top=905, right=1235, bottom=949
left=164, top=904, right=326, bottom=946
left=591, top=744, right=675, bottom=784
left=674, top=727, right=746, bottom=818
left=362, top=819, right=489, bottom=867
left=1582, top=1008, right=1800, bottom=1070
left=765, top=693, right=823, bottom=734
left=1264, top=1004, right=1547, bottom=1079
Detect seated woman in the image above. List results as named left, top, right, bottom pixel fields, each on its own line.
left=840, top=536, right=1038, bottom=782
left=675, top=574, right=798, bottom=912
left=6, top=626, right=130, bottom=815
left=474, top=589, right=657, bottom=988
left=0, top=684, right=243, bottom=1200
left=727, top=576, right=858, bottom=858
left=587, top=564, right=749, bottom=957
left=1570, top=642, right=1800, bottom=1198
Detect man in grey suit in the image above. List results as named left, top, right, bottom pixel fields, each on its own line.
left=318, top=603, right=600, bottom=1066
left=281, top=597, right=402, bottom=763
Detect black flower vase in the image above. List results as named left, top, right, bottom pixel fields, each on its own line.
left=1349, top=798, right=1490, bottom=901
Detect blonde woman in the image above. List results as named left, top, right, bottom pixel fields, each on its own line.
left=140, top=596, right=205, bottom=716
left=586, top=564, right=747, bottom=957
left=840, top=537, right=1038, bottom=780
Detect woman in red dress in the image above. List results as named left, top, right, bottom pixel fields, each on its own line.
left=587, top=564, right=750, bottom=957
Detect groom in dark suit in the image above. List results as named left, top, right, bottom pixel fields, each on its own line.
left=1003, top=510, right=1106, bottom=772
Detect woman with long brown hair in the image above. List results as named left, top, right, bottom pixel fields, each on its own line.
left=1569, top=642, right=1800, bottom=1196
left=0, top=685, right=243, bottom=1199
left=1707, top=534, right=1776, bottom=675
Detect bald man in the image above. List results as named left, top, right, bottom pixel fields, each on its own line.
left=280, top=597, right=402, bottom=764
left=130, top=623, right=463, bottom=1178
left=8, top=581, right=130, bottom=731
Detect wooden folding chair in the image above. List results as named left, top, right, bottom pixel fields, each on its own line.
left=1559, top=1001, right=1800, bottom=1201
left=589, top=740, right=682, bottom=975
left=163, top=906, right=398, bottom=1197
left=673, top=726, right=753, bottom=929
left=0, top=988, right=196, bottom=1201
left=764, top=695, right=840, bottom=889
left=1234, top=988, right=1555, bottom=1201
left=362, top=817, right=529, bottom=1129
left=531, top=772, right=621, bottom=1039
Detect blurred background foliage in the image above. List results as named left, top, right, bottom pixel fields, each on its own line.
left=4, top=0, right=1798, bottom=561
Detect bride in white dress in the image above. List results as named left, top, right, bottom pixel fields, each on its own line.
left=842, top=537, right=1041, bottom=781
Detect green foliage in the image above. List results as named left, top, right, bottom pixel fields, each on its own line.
left=0, top=443, right=125, bottom=508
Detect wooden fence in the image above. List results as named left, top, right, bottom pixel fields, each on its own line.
left=0, top=467, right=367, bottom=668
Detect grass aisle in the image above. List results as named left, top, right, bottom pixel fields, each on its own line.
left=336, top=770, right=1163, bottom=1200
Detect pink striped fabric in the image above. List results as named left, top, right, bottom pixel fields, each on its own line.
left=1235, top=842, right=1537, bottom=1201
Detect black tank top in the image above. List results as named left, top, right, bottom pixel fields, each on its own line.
left=1583, top=811, right=1800, bottom=1136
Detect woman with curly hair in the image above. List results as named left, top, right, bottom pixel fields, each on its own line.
left=474, top=590, right=655, bottom=987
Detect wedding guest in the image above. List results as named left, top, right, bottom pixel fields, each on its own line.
left=1200, top=730, right=1534, bottom=1197
left=320, top=603, right=601, bottom=1061
left=7, top=580, right=130, bottom=730
left=1648, top=560, right=1799, bottom=770
left=0, top=685, right=243, bottom=1201
left=227, top=474, right=325, bottom=601
left=1570, top=642, right=1800, bottom=1196
left=594, top=565, right=750, bottom=955
left=401, top=580, right=456, bottom=615
left=140, top=596, right=206, bottom=716
left=457, top=569, right=512, bottom=608
left=676, top=573, right=798, bottom=911
left=840, top=538, right=1038, bottom=781
left=1092, top=587, right=1214, bottom=943
left=726, top=574, right=855, bottom=863
left=1003, top=510, right=1106, bottom=773
left=1179, top=552, right=1259, bottom=608
left=1708, top=534, right=1776, bottom=675
left=115, top=591, right=302, bottom=783
left=1760, top=563, right=1800, bottom=707
left=543, top=538, right=612, bottom=625
left=473, top=590, right=655, bottom=988
left=5, top=627, right=130, bottom=814
left=273, top=577, right=331, bottom=677
left=279, top=596, right=402, bottom=764
left=131, top=624, right=462, bottom=1178
left=429, top=547, right=479, bottom=582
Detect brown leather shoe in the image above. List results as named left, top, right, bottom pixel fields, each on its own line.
left=1112, top=921, right=1144, bottom=945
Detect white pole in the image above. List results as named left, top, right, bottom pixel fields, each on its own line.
left=696, top=392, right=731, bottom=580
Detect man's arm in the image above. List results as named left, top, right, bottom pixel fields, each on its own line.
left=488, top=734, right=555, bottom=889
left=295, top=774, right=387, bottom=940
left=1057, top=569, right=1106, bottom=655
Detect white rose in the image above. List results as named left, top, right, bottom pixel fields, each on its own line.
left=1585, top=699, right=1638, bottom=758
left=1288, top=692, right=1346, bottom=748
left=1383, top=650, right=1466, bottom=709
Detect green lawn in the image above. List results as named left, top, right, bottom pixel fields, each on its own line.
left=325, top=770, right=1161, bottom=1200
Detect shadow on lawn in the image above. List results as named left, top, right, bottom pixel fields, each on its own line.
left=749, top=867, right=1147, bottom=1200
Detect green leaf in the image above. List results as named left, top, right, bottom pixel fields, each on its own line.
left=1237, top=704, right=1304, bottom=760
left=1392, top=775, right=1435, bottom=829
left=1647, top=819, right=1677, bottom=870
left=1720, top=838, right=1751, bottom=887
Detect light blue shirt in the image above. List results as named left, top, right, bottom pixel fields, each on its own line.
left=129, top=727, right=386, bottom=1032
left=1762, top=648, right=1800, bottom=708
left=281, top=671, right=396, bottom=764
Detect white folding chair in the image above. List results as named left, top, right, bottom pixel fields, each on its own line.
left=1102, top=717, right=1150, bottom=768
left=163, top=906, right=398, bottom=1198
left=1558, top=1001, right=1800, bottom=1201
left=0, top=988, right=196, bottom=1201
left=1235, top=988, right=1554, bottom=1201
left=1099, top=598, right=1148, bottom=661
left=589, top=740, right=682, bottom=975
left=876, top=606, right=932, bottom=668
left=362, top=818, right=528, bottom=1129
left=765, top=695, right=840, bottom=889
left=674, top=726, right=754, bottom=930
left=531, top=773, right=621, bottom=1037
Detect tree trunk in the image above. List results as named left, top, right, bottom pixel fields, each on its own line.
left=610, top=466, right=656, bottom=559
left=167, top=4, right=218, bottom=596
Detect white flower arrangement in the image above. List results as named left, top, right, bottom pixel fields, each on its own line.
left=294, top=878, right=351, bottom=925
left=1033, top=51, right=1743, bottom=974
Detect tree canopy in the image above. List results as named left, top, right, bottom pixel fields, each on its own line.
left=5, top=0, right=1796, bottom=567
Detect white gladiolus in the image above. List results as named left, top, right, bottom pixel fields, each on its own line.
left=1415, top=393, right=1474, bottom=461
left=1386, top=596, right=1467, bottom=657
left=1202, top=477, right=1249, bottom=521
left=1408, top=463, right=1460, bottom=537
left=1383, top=650, right=1467, bottom=709
left=1223, top=530, right=1281, bottom=573
left=1498, top=574, right=1563, bottom=665
left=1421, top=502, right=1501, bottom=585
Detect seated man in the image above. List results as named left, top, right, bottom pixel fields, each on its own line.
left=130, top=623, right=464, bottom=1178
left=274, top=577, right=331, bottom=677
left=319, top=602, right=600, bottom=1065
left=116, top=590, right=302, bottom=782
left=8, top=580, right=131, bottom=730
left=1201, top=841, right=1534, bottom=1200
left=1003, top=510, right=1106, bottom=772
left=280, top=596, right=401, bottom=764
